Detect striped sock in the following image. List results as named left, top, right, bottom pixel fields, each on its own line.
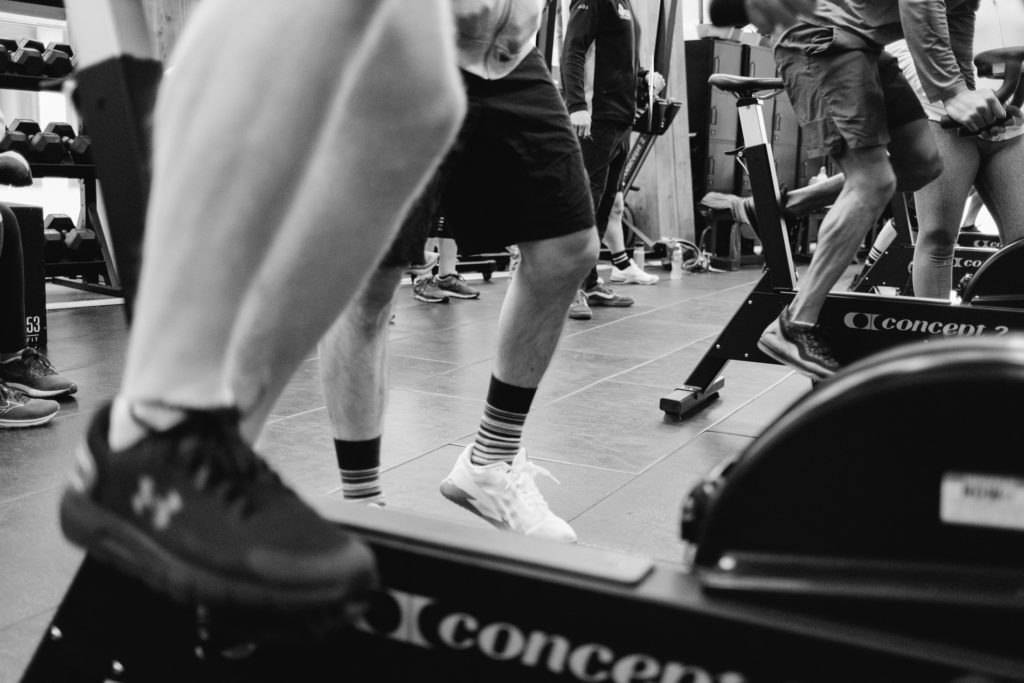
left=611, top=250, right=630, bottom=269
left=470, top=377, right=537, bottom=467
left=334, top=437, right=384, bottom=504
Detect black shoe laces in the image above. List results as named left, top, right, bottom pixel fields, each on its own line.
left=19, top=348, right=57, bottom=379
left=792, top=324, right=839, bottom=363
left=139, top=408, right=285, bottom=518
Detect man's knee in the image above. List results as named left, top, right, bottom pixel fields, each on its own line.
left=520, top=228, right=599, bottom=283
left=845, top=162, right=897, bottom=207
left=345, top=266, right=402, bottom=333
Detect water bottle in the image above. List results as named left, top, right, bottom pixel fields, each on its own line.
left=670, top=243, right=683, bottom=280
left=806, top=166, right=828, bottom=253
left=809, top=165, right=828, bottom=186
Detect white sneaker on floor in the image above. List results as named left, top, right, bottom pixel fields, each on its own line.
left=610, top=259, right=660, bottom=285
left=440, top=445, right=577, bottom=543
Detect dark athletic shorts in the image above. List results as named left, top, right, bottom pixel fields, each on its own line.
left=380, top=47, right=595, bottom=266
left=378, top=165, right=446, bottom=269
left=773, top=24, right=926, bottom=159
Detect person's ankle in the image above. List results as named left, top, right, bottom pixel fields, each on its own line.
left=108, top=397, right=189, bottom=452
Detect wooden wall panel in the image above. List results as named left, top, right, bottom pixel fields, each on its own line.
left=141, top=0, right=200, bottom=62
left=631, top=0, right=695, bottom=243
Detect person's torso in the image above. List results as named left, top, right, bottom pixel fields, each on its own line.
left=452, top=0, right=545, bottom=79
left=590, top=0, right=641, bottom=121
left=811, top=0, right=970, bottom=46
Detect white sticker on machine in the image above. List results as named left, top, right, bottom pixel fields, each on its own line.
left=940, top=473, right=1024, bottom=531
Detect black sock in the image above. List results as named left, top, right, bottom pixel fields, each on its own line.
left=611, top=250, right=630, bottom=269
left=470, top=377, right=537, bottom=466
left=334, top=437, right=383, bottom=502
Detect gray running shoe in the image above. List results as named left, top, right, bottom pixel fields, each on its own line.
left=0, top=382, right=59, bottom=428
left=435, top=273, right=480, bottom=299
left=585, top=284, right=634, bottom=307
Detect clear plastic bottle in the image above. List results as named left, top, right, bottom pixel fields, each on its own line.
left=806, top=165, right=829, bottom=252
left=633, top=244, right=645, bottom=270
left=670, top=243, right=683, bottom=280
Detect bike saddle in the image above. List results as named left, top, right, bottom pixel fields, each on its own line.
left=708, top=74, right=784, bottom=96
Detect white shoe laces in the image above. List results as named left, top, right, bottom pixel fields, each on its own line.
left=505, top=457, right=560, bottom=517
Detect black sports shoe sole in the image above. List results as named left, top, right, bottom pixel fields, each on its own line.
left=60, top=447, right=377, bottom=617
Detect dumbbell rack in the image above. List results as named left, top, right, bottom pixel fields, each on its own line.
left=0, top=71, right=121, bottom=297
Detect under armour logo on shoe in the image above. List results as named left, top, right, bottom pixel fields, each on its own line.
left=131, top=476, right=183, bottom=530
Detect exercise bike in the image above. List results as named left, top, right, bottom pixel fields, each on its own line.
left=848, top=63, right=1024, bottom=297
left=660, top=45, right=1024, bottom=419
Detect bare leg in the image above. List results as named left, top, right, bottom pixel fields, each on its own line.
left=912, top=124, right=978, bottom=298
left=974, top=135, right=1024, bottom=246
left=496, top=228, right=598, bottom=385
left=319, top=267, right=403, bottom=441
left=438, top=237, right=459, bottom=276
left=221, top=3, right=464, bottom=427
left=789, top=146, right=896, bottom=323
left=119, top=0, right=463, bottom=424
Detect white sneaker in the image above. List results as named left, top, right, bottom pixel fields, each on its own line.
left=610, top=259, right=660, bottom=285
left=440, top=446, right=577, bottom=543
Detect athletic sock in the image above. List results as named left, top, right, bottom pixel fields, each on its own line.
left=335, top=437, right=384, bottom=504
left=108, top=396, right=188, bottom=452
left=470, top=376, right=537, bottom=467
left=611, top=250, right=630, bottom=270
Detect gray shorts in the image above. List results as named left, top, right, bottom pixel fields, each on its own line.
left=773, top=24, right=926, bottom=158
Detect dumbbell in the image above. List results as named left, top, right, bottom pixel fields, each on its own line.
left=60, top=216, right=101, bottom=262
left=6, top=38, right=45, bottom=76
left=1, top=119, right=38, bottom=158
left=68, top=133, right=92, bottom=165
left=42, top=42, right=74, bottom=77
left=43, top=214, right=71, bottom=264
left=32, top=122, right=76, bottom=164
left=5, top=119, right=70, bottom=164
left=0, top=39, right=12, bottom=72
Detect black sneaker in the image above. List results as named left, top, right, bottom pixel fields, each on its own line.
left=60, top=404, right=377, bottom=614
left=757, top=305, right=840, bottom=379
left=0, top=348, right=77, bottom=398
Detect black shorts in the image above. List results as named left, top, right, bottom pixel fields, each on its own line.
left=441, top=49, right=595, bottom=254
left=378, top=166, right=445, bottom=269
left=380, top=48, right=595, bottom=265
left=774, top=24, right=925, bottom=159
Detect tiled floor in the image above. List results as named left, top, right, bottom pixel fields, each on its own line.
left=0, top=261, right=816, bottom=681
